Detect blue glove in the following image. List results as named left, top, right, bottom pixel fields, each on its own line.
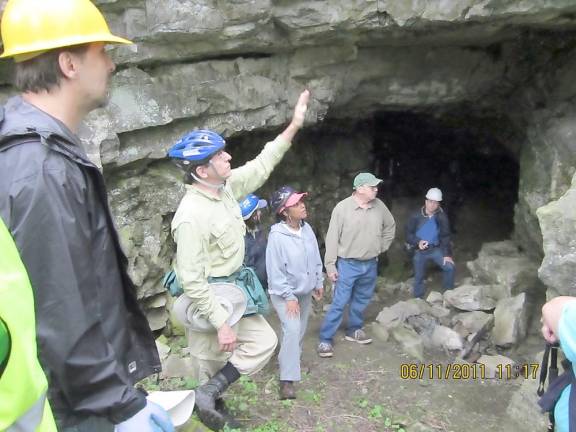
left=115, top=400, right=175, bottom=432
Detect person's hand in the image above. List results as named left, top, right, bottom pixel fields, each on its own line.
left=114, top=400, right=175, bottom=432
left=313, top=286, right=324, bottom=301
left=328, top=271, right=338, bottom=283
left=418, top=240, right=429, bottom=250
left=290, top=89, right=309, bottom=129
left=443, top=256, right=454, bottom=266
left=217, top=323, right=237, bottom=352
left=286, top=299, right=300, bottom=318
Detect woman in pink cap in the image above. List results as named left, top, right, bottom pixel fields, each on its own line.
left=266, top=186, right=324, bottom=400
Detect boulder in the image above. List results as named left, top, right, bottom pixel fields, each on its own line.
left=430, top=305, right=451, bottom=320
left=426, top=291, right=444, bottom=305
left=146, top=307, right=169, bottom=332
left=452, top=311, right=494, bottom=336
left=493, top=293, right=528, bottom=347
left=370, top=322, right=390, bottom=343
left=376, top=299, right=433, bottom=330
left=155, top=339, right=171, bottom=361
left=537, top=175, right=576, bottom=297
left=443, top=284, right=498, bottom=311
left=431, top=326, right=464, bottom=352
left=390, top=325, right=424, bottom=361
left=466, top=240, right=540, bottom=297
left=406, top=314, right=438, bottom=339
left=161, top=354, right=197, bottom=379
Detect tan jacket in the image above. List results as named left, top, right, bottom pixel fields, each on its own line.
left=324, top=196, right=396, bottom=274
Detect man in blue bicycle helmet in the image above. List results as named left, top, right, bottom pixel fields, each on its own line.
left=239, top=193, right=269, bottom=290
left=168, top=90, right=310, bottom=431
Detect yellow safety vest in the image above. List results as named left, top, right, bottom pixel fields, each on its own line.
left=0, top=218, right=56, bottom=432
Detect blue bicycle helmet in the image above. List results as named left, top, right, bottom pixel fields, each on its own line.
left=167, top=129, right=225, bottom=166
left=239, top=194, right=268, bottom=220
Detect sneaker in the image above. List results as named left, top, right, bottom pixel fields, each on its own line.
left=317, top=342, right=334, bottom=358
left=345, top=329, right=373, bottom=344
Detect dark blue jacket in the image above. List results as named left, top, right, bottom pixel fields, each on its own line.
left=244, top=228, right=268, bottom=289
left=405, top=207, right=452, bottom=257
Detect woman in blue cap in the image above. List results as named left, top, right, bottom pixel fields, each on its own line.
left=239, top=194, right=269, bottom=290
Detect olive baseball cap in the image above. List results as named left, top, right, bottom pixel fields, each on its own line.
left=353, top=173, right=383, bottom=189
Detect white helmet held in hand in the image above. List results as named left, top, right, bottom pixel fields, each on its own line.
left=426, top=187, right=443, bottom=202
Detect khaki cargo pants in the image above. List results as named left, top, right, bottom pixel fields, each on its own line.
left=186, top=314, right=277, bottom=384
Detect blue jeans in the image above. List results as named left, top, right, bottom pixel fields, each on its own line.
left=319, top=257, right=377, bottom=344
left=412, top=247, right=455, bottom=298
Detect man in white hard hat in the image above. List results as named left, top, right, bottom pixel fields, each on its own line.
left=405, top=187, right=455, bottom=299
left=0, top=1, right=171, bottom=431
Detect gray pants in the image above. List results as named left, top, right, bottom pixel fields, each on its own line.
left=270, top=293, right=312, bottom=382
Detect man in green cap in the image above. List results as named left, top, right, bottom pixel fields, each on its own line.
left=318, top=173, right=396, bottom=358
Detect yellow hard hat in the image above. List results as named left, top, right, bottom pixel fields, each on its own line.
left=0, top=0, right=132, bottom=60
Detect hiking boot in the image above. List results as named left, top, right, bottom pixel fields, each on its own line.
left=317, top=342, right=334, bottom=358
left=195, top=371, right=237, bottom=431
left=279, top=381, right=296, bottom=400
left=215, top=398, right=243, bottom=429
left=344, top=329, right=373, bottom=345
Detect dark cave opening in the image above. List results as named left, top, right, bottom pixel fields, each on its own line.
left=370, top=111, right=520, bottom=279
left=227, top=110, right=520, bottom=280
left=372, top=111, right=519, bottom=237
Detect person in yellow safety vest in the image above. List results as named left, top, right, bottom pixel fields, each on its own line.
left=0, top=1, right=173, bottom=431
left=0, top=218, right=57, bottom=432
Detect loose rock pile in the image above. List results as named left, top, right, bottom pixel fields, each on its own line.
left=374, top=240, right=541, bottom=373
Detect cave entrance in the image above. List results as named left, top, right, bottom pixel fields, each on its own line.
left=228, top=109, right=520, bottom=283
left=371, top=111, right=519, bottom=279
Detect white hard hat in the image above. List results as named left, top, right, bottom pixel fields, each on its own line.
left=425, top=188, right=443, bottom=202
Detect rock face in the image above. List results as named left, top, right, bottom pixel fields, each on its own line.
left=2, top=1, right=576, bottom=317
left=492, top=293, right=528, bottom=347
left=537, top=175, right=576, bottom=297
left=467, top=241, right=541, bottom=297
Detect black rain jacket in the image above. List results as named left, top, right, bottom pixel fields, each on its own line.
left=0, top=96, right=161, bottom=428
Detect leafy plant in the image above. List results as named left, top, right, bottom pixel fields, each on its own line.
left=238, top=375, right=258, bottom=394
left=251, top=420, right=292, bottom=432
left=301, top=389, right=322, bottom=403
left=369, top=404, right=384, bottom=419
left=183, top=377, right=199, bottom=389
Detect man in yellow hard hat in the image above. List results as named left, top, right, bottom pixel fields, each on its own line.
left=0, top=1, right=174, bottom=431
